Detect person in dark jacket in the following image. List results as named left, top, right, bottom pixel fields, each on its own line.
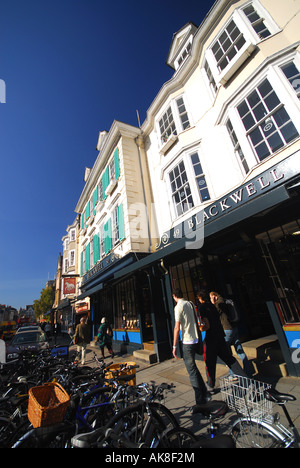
left=196, top=290, right=246, bottom=391
left=97, top=317, right=114, bottom=359
left=210, top=292, right=253, bottom=377
left=74, top=316, right=90, bottom=365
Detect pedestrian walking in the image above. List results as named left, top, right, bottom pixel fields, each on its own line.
left=97, top=317, right=114, bottom=359
left=196, top=290, right=246, bottom=392
left=172, top=288, right=210, bottom=406
left=53, top=321, right=61, bottom=345
left=74, top=316, right=90, bottom=365
left=44, top=322, right=51, bottom=340
left=210, top=291, right=253, bottom=377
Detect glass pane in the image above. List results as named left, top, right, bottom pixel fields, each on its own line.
left=248, top=90, right=261, bottom=108
left=253, top=102, right=267, bottom=121
left=273, top=107, right=290, bottom=127
left=258, top=79, right=272, bottom=97
left=267, top=132, right=284, bottom=153
left=249, top=127, right=263, bottom=146
left=264, top=91, right=280, bottom=112
left=280, top=121, right=299, bottom=143
left=237, top=101, right=249, bottom=118
left=236, top=35, right=246, bottom=50
left=255, top=141, right=270, bottom=160
left=242, top=113, right=256, bottom=130
left=282, top=62, right=299, bottom=80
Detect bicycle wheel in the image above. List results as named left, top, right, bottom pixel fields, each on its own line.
left=98, top=401, right=167, bottom=448
left=149, top=402, right=179, bottom=431
left=232, top=419, right=286, bottom=448
left=0, top=416, right=17, bottom=448
left=159, top=427, right=198, bottom=448
left=79, top=386, right=116, bottom=431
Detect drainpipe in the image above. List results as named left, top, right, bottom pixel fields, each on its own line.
left=135, top=135, right=152, bottom=253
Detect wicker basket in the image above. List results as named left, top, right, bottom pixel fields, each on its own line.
left=28, top=382, right=70, bottom=428
left=105, top=362, right=137, bottom=386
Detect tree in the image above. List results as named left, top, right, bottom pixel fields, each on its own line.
left=33, top=286, right=55, bottom=321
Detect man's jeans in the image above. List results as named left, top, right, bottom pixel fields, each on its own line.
left=225, top=328, right=253, bottom=377
left=182, top=343, right=208, bottom=404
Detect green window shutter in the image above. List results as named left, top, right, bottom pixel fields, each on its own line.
left=117, top=204, right=125, bottom=241
left=93, top=234, right=100, bottom=264
left=80, top=251, right=84, bottom=276
left=102, top=166, right=109, bottom=200
left=85, top=243, right=90, bottom=272
left=114, top=147, right=120, bottom=180
left=104, top=219, right=112, bottom=254
left=93, top=187, right=98, bottom=216
left=85, top=202, right=90, bottom=220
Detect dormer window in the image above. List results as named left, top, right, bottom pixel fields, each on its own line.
left=176, top=41, right=192, bottom=69
left=166, top=22, right=198, bottom=71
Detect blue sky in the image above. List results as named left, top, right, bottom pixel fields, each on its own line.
left=0, top=0, right=214, bottom=309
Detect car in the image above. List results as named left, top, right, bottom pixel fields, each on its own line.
left=16, top=325, right=42, bottom=334
left=6, top=329, right=49, bottom=361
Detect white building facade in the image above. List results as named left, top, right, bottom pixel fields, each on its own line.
left=71, top=0, right=300, bottom=371
left=117, top=0, right=300, bottom=371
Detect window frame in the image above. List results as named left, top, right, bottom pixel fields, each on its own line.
left=165, top=147, right=211, bottom=221
left=69, top=250, right=75, bottom=267
left=111, top=205, right=120, bottom=247
left=69, top=229, right=76, bottom=242
left=236, top=78, right=299, bottom=162
left=222, top=65, right=300, bottom=173
left=168, top=159, right=194, bottom=218
left=157, top=95, right=191, bottom=148
left=204, top=1, right=280, bottom=87
left=280, top=55, right=300, bottom=102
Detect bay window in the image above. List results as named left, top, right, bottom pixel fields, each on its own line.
left=237, top=79, right=299, bottom=161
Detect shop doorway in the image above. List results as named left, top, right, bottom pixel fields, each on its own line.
left=256, top=219, right=300, bottom=326
left=169, top=247, right=276, bottom=340
left=218, top=246, right=275, bottom=339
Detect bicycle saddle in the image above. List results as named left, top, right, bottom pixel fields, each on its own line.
left=192, top=400, right=228, bottom=418
left=192, top=434, right=236, bottom=449
left=265, top=388, right=296, bottom=404
left=71, top=427, right=104, bottom=448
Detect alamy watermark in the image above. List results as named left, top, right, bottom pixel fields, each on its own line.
left=0, top=79, right=6, bottom=103
left=127, top=202, right=205, bottom=251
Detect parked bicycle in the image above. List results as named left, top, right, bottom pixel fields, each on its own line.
left=157, top=399, right=235, bottom=448
left=220, top=375, right=300, bottom=448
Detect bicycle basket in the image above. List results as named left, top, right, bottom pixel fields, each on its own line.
left=220, top=375, right=273, bottom=422
left=105, top=362, right=137, bottom=386
left=28, top=382, right=70, bottom=428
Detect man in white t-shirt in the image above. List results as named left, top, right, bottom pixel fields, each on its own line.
left=172, top=288, right=209, bottom=405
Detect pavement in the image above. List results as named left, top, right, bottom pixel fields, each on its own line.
left=53, top=333, right=300, bottom=438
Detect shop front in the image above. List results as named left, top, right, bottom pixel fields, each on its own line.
left=116, top=151, right=300, bottom=375
left=77, top=252, right=154, bottom=354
